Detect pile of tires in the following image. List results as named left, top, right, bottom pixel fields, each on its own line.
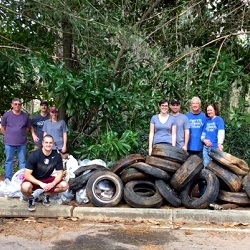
left=68, top=144, right=250, bottom=209
left=208, top=149, right=250, bottom=207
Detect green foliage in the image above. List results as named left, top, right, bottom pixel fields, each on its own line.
left=74, top=130, right=139, bottom=163
left=224, top=103, right=250, bottom=165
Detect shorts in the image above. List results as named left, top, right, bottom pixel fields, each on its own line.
left=23, top=176, right=57, bottom=192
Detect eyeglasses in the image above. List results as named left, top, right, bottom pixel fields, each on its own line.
left=161, top=105, right=168, bottom=108
left=50, top=111, right=58, bottom=114
left=13, top=103, right=22, bottom=106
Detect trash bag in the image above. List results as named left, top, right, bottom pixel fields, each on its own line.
left=76, top=187, right=89, bottom=204
left=66, top=155, right=80, bottom=173
left=60, top=189, right=75, bottom=204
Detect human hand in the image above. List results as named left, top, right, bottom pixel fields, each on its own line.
left=32, top=134, right=39, bottom=142
left=61, top=146, right=67, bottom=153
left=203, top=139, right=212, bottom=147
left=218, top=144, right=223, bottom=151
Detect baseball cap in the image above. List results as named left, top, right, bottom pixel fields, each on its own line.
left=50, top=107, right=58, bottom=113
left=170, top=99, right=181, bottom=105
left=40, top=100, right=48, bottom=106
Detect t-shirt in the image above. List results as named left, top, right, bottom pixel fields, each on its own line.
left=171, top=113, right=190, bottom=148
left=25, top=149, right=63, bottom=179
left=31, top=113, right=50, bottom=146
left=186, top=112, right=207, bottom=151
left=1, top=111, right=31, bottom=146
left=42, top=119, right=68, bottom=150
left=202, top=116, right=225, bottom=148
left=150, top=114, right=176, bottom=145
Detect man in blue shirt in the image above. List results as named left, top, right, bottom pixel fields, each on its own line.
left=186, top=97, right=206, bottom=158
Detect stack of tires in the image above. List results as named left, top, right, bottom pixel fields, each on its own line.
left=68, top=144, right=250, bottom=209
left=207, top=149, right=250, bottom=206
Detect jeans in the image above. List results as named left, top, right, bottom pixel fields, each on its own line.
left=203, top=146, right=212, bottom=168
left=5, top=145, right=27, bottom=180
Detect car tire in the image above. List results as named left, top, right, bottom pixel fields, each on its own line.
left=151, top=144, right=189, bottom=163
left=170, top=155, right=203, bottom=191
left=124, top=180, right=163, bottom=208
left=86, top=170, right=123, bottom=207
left=155, top=180, right=182, bottom=207
left=207, top=161, right=242, bottom=192
left=145, top=156, right=181, bottom=173
left=180, top=169, right=220, bottom=209
left=131, top=162, right=171, bottom=181
left=110, top=154, right=145, bottom=175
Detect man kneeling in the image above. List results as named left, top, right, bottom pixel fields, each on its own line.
left=21, top=134, right=69, bottom=211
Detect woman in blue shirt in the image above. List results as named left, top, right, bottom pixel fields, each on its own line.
left=201, top=103, right=225, bottom=167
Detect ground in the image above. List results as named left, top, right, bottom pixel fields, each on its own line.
left=1, top=217, right=250, bottom=250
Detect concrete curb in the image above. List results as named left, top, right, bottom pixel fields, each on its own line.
left=1, top=197, right=250, bottom=224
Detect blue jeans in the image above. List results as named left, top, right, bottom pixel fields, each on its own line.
left=203, top=146, right=212, bottom=168
left=5, top=145, right=27, bottom=180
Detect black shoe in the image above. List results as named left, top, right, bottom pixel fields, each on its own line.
left=28, top=198, right=36, bottom=212
left=42, top=194, right=51, bottom=206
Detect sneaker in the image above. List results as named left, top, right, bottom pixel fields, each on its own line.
left=42, top=194, right=51, bottom=206
left=28, top=198, right=36, bottom=212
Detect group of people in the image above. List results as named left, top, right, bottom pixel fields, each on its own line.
left=149, top=97, right=225, bottom=167
left=1, top=98, right=69, bottom=211
left=0, top=97, right=225, bottom=211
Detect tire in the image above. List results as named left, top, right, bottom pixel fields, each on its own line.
left=74, top=164, right=106, bottom=177
left=131, top=162, right=170, bottom=181
left=120, top=167, right=151, bottom=184
left=242, top=172, right=250, bottom=199
left=86, top=170, right=123, bottom=207
left=145, top=156, right=181, bottom=173
left=124, top=180, right=163, bottom=208
left=207, top=161, right=242, bottom=192
left=217, top=190, right=250, bottom=206
left=155, top=180, right=182, bottom=207
left=151, top=144, right=189, bottom=163
left=170, top=155, right=203, bottom=191
left=180, top=169, right=220, bottom=209
left=69, top=170, right=99, bottom=192
left=208, top=149, right=249, bottom=176
left=110, top=154, right=145, bottom=175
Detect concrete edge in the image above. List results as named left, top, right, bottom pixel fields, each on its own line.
left=1, top=197, right=250, bottom=224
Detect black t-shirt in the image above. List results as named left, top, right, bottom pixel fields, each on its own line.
left=26, top=149, right=63, bottom=179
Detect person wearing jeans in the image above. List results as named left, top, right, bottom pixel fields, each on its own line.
left=1, top=98, right=31, bottom=181
left=201, top=103, right=225, bottom=167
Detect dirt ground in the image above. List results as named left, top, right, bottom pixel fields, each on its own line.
left=1, top=217, right=250, bottom=250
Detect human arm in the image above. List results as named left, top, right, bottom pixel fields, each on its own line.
left=182, top=129, right=190, bottom=151
left=24, top=168, right=46, bottom=188
left=148, top=123, right=155, bottom=156
left=61, top=132, right=67, bottom=153
left=201, top=132, right=212, bottom=147
left=171, top=125, right=177, bottom=147
left=31, top=126, right=39, bottom=143
left=217, top=130, right=225, bottom=151
left=1, top=125, right=6, bottom=135
left=43, top=170, right=64, bottom=192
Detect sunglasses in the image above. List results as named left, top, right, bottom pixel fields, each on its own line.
left=13, top=103, right=22, bottom=106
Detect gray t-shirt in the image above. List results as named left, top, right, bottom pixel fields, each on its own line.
left=150, top=115, right=176, bottom=145
left=171, top=113, right=190, bottom=148
left=42, top=119, right=68, bottom=150
left=31, top=113, right=50, bottom=146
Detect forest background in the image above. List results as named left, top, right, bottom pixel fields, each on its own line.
left=0, top=0, right=250, bottom=165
